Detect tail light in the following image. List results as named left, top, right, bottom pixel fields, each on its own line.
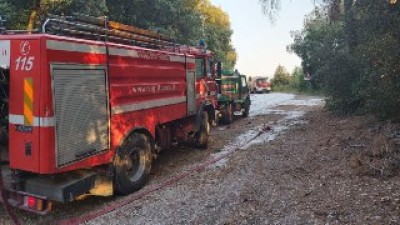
left=24, top=196, right=44, bottom=211
left=26, top=196, right=36, bottom=208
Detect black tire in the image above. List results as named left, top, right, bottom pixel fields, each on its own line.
left=195, top=111, right=210, bottom=149
left=222, top=103, right=234, bottom=124
left=114, top=133, right=152, bottom=195
left=243, top=101, right=250, bottom=118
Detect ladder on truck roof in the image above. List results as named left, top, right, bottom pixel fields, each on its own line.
left=42, top=14, right=209, bottom=54
left=0, top=13, right=209, bottom=54
left=43, top=14, right=177, bottom=50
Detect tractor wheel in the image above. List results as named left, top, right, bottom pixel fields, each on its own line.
left=243, top=101, right=250, bottom=118
left=114, top=133, right=152, bottom=195
left=222, top=103, right=234, bottom=124
left=195, top=111, right=210, bottom=149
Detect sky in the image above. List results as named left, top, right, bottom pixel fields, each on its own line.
left=210, top=0, right=316, bottom=78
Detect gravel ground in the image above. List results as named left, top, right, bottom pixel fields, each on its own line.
left=87, top=95, right=326, bottom=225
left=88, top=98, right=400, bottom=225
left=0, top=93, right=300, bottom=224
left=4, top=93, right=400, bottom=225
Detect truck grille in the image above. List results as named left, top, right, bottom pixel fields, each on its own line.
left=51, top=65, right=110, bottom=167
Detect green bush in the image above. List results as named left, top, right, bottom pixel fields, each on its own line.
left=321, top=52, right=363, bottom=114
left=270, top=66, right=317, bottom=94
left=289, top=1, right=400, bottom=120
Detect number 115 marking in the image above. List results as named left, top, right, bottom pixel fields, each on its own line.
left=15, top=56, right=35, bottom=71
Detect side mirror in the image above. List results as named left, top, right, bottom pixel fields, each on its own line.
left=216, top=62, right=222, bottom=78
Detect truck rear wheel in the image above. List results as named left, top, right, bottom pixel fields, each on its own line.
left=195, top=111, right=210, bottom=149
left=114, top=133, right=152, bottom=195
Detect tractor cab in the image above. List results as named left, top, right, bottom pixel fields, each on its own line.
left=216, top=69, right=251, bottom=124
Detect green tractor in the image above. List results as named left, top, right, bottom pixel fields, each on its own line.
left=216, top=69, right=251, bottom=124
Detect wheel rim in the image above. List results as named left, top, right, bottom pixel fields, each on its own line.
left=123, top=149, right=146, bottom=183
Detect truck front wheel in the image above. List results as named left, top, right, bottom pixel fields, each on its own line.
left=114, top=133, right=152, bottom=195
left=195, top=111, right=210, bottom=149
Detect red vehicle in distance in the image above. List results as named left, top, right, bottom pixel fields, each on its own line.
left=248, top=77, right=271, bottom=93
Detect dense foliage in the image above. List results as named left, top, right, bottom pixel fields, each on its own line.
left=270, top=65, right=312, bottom=92
left=195, top=0, right=236, bottom=68
left=289, top=0, right=400, bottom=120
left=0, top=0, right=236, bottom=69
left=271, top=65, right=290, bottom=86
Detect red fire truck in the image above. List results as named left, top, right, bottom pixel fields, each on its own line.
left=0, top=15, right=218, bottom=214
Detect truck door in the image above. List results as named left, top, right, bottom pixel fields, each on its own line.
left=186, top=56, right=196, bottom=115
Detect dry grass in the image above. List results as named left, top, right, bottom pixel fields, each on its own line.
left=348, top=124, right=400, bottom=178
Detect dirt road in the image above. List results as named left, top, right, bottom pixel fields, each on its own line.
left=2, top=93, right=400, bottom=225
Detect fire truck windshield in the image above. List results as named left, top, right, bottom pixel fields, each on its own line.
left=196, top=58, right=205, bottom=77
left=256, top=79, right=268, bottom=85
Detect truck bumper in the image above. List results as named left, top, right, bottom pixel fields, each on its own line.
left=23, top=170, right=97, bottom=203
left=5, top=169, right=97, bottom=214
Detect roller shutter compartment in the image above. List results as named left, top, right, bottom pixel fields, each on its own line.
left=51, top=65, right=110, bottom=167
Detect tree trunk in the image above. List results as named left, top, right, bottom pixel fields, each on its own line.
left=27, top=0, right=44, bottom=31
left=344, top=0, right=356, bottom=52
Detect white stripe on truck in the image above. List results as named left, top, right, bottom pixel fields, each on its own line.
left=9, top=114, right=54, bottom=127
left=112, top=96, right=187, bottom=115
left=47, top=40, right=107, bottom=54
left=47, top=40, right=189, bottom=63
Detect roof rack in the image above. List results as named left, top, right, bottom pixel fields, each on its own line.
left=1, top=14, right=210, bottom=54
